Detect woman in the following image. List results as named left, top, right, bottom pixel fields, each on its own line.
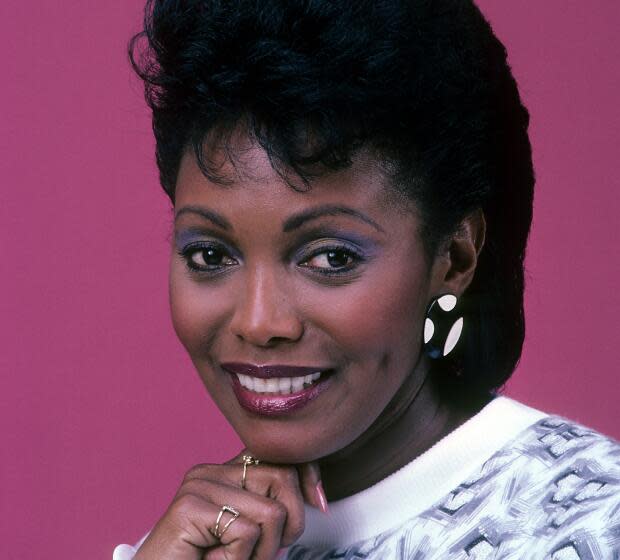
left=115, top=1, right=620, bottom=558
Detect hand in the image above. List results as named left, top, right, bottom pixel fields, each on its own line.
left=133, top=451, right=326, bottom=560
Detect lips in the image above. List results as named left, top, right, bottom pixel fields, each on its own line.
left=221, top=362, right=334, bottom=416
left=220, top=363, right=326, bottom=379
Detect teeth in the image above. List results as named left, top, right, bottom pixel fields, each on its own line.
left=238, top=374, right=254, bottom=391
left=291, top=377, right=305, bottom=392
left=278, top=377, right=292, bottom=394
left=237, top=371, right=324, bottom=394
left=265, top=378, right=279, bottom=393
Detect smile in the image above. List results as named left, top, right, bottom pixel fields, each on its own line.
left=221, top=363, right=334, bottom=415
left=235, top=372, right=323, bottom=394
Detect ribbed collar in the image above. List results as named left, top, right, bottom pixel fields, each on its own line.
left=296, top=396, right=546, bottom=549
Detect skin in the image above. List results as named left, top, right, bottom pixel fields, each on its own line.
left=136, top=131, right=487, bottom=559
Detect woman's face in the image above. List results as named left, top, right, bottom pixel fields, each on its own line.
left=170, top=137, right=444, bottom=463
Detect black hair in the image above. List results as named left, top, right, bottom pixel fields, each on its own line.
left=129, top=0, right=535, bottom=399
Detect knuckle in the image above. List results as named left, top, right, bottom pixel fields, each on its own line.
left=180, top=477, right=210, bottom=495
left=237, top=517, right=261, bottom=542
left=170, top=493, right=202, bottom=517
left=182, top=463, right=210, bottom=482
left=264, top=500, right=287, bottom=524
left=273, top=466, right=299, bottom=488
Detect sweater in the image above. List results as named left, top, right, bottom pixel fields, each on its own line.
left=113, top=397, right=620, bottom=559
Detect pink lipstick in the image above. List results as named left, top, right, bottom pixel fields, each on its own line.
left=221, top=363, right=334, bottom=416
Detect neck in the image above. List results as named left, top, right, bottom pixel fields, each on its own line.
left=318, top=358, right=489, bottom=501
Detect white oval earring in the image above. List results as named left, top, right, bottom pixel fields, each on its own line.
left=423, top=294, right=464, bottom=359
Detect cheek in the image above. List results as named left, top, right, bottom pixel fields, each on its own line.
left=168, top=262, right=228, bottom=354
left=305, top=258, right=429, bottom=368
left=169, top=249, right=429, bottom=370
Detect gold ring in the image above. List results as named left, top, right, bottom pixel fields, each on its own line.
left=241, top=454, right=260, bottom=489
left=211, top=505, right=240, bottom=540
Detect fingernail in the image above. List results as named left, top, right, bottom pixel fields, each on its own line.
left=277, top=548, right=287, bottom=559
left=315, top=481, right=329, bottom=514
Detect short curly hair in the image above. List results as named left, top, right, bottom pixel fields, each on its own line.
left=129, top=0, right=535, bottom=399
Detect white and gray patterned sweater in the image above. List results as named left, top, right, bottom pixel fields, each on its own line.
left=114, top=397, right=620, bottom=560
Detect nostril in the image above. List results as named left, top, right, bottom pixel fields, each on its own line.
left=229, top=282, right=304, bottom=344
left=230, top=314, right=304, bottom=346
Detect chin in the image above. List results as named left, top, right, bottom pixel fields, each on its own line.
left=239, top=426, right=340, bottom=465
left=243, top=440, right=314, bottom=464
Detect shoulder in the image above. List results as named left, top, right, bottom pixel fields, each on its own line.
left=452, top=397, right=620, bottom=503
left=458, top=407, right=620, bottom=512
left=496, top=412, right=620, bottom=487
left=430, top=411, right=620, bottom=558
left=466, top=397, right=620, bottom=483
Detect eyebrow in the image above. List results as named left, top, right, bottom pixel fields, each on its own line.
left=174, top=206, right=232, bottom=230
left=174, top=204, right=385, bottom=234
left=282, top=205, right=385, bottom=233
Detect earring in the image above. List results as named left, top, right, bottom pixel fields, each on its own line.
left=423, top=294, right=464, bottom=359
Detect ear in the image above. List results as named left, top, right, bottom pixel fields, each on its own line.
left=430, top=209, right=486, bottom=298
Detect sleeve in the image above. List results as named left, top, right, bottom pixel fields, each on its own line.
left=112, top=532, right=150, bottom=560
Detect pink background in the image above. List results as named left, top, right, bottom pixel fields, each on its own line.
left=2, top=2, right=618, bottom=558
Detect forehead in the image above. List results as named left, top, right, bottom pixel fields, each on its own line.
left=175, top=140, right=416, bottom=223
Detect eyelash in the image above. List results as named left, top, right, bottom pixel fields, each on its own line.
left=177, top=242, right=365, bottom=277
left=177, top=242, right=237, bottom=275
left=299, top=244, right=364, bottom=276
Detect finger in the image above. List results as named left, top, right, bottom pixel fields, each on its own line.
left=251, top=463, right=306, bottom=546
left=225, top=452, right=322, bottom=512
left=184, top=462, right=306, bottom=546
left=137, top=493, right=259, bottom=560
left=230, top=453, right=325, bottom=520
left=224, top=449, right=249, bottom=466
left=297, top=462, right=328, bottom=513
left=202, top=548, right=226, bottom=560
left=179, top=478, right=286, bottom=559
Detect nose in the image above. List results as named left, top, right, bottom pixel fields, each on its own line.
left=229, top=266, right=304, bottom=347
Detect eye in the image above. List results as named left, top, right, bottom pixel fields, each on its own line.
left=300, top=247, right=359, bottom=272
left=179, top=244, right=237, bottom=273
